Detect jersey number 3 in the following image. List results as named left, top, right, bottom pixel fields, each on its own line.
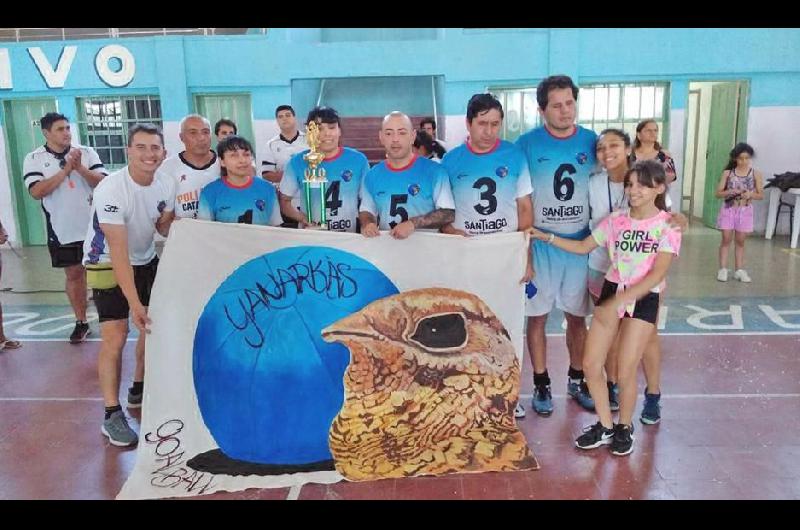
left=553, top=164, right=576, bottom=202
left=472, top=177, right=498, bottom=215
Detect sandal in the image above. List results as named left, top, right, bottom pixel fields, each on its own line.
left=0, top=339, right=22, bottom=351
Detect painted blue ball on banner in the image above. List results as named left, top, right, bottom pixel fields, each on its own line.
left=193, top=246, right=399, bottom=465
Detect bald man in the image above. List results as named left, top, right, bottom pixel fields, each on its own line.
left=360, top=112, right=455, bottom=239
left=156, top=114, right=221, bottom=219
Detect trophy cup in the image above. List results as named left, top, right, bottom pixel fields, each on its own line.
left=302, top=121, right=328, bottom=229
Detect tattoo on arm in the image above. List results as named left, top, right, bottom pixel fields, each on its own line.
left=411, top=208, right=455, bottom=229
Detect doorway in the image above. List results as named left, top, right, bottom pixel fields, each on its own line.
left=682, top=81, right=749, bottom=227
left=3, top=98, right=58, bottom=246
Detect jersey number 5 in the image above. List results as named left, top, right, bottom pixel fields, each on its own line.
left=472, top=177, right=498, bottom=215
left=389, top=194, right=409, bottom=228
left=553, top=164, right=576, bottom=202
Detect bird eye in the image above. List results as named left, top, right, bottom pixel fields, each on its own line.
left=409, top=313, right=467, bottom=351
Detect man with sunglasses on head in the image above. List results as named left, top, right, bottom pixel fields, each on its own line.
left=24, top=112, right=107, bottom=344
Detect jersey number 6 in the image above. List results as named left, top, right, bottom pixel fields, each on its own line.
left=553, top=163, right=576, bottom=202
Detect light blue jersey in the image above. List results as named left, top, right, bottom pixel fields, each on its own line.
left=198, top=176, right=282, bottom=226
left=280, top=147, right=369, bottom=232
left=442, top=139, right=532, bottom=235
left=360, top=155, right=455, bottom=230
left=516, top=125, right=597, bottom=238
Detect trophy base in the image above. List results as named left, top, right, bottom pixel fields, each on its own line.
left=304, top=222, right=328, bottom=231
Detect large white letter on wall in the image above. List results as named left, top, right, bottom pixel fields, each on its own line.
left=27, top=46, right=77, bottom=89
left=0, top=49, right=11, bottom=89
left=95, top=45, right=135, bottom=87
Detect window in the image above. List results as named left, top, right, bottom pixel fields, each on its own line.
left=76, top=95, right=162, bottom=169
left=488, top=87, right=541, bottom=143
left=489, top=81, right=671, bottom=146
left=578, top=82, right=670, bottom=145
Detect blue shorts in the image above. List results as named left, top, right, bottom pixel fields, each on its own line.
left=526, top=237, right=592, bottom=318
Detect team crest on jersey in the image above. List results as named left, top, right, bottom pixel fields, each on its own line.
left=255, top=199, right=266, bottom=211
left=157, top=200, right=167, bottom=213
left=408, top=184, right=421, bottom=196
left=495, top=166, right=509, bottom=178
left=341, top=169, right=353, bottom=182
left=576, top=152, right=589, bottom=165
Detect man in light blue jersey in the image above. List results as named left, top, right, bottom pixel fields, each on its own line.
left=359, top=111, right=455, bottom=239
left=516, top=75, right=597, bottom=416
left=197, top=135, right=282, bottom=226
left=278, top=106, right=369, bottom=232
left=441, top=93, right=534, bottom=419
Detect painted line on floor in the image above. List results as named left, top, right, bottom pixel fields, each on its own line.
left=0, top=397, right=104, bottom=402
left=519, top=393, right=800, bottom=399
left=286, top=485, right=302, bottom=500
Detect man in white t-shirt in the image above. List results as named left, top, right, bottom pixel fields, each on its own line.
left=262, top=105, right=308, bottom=185
left=83, top=123, right=176, bottom=447
left=156, top=114, right=220, bottom=219
left=24, top=112, right=107, bottom=344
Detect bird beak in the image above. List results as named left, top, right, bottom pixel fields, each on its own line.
left=321, top=312, right=380, bottom=343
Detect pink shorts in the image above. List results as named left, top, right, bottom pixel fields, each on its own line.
left=717, top=204, right=754, bottom=233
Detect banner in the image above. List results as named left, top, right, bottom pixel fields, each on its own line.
left=118, top=220, right=537, bottom=499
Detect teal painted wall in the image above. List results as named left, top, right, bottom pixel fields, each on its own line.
left=1, top=28, right=798, bottom=123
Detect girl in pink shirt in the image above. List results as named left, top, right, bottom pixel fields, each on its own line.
left=529, top=160, right=681, bottom=456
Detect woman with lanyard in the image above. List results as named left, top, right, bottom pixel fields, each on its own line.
left=588, top=129, right=685, bottom=426
left=632, top=119, right=677, bottom=184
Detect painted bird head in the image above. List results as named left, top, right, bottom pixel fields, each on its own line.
left=321, top=287, right=517, bottom=380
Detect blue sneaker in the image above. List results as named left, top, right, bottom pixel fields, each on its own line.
left=567, top=379, right=595, bottom=411
left=608, top=382, right=620, bottom=412
left=640, top=390, right=661, bottom=425
left=531, top=385, right=554, bottom=416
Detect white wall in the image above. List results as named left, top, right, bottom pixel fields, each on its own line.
left=0, top=125, right=17, bottom=243
left=252, top=119, right=279, bottom=171
left=668, top=108, right=685, bottom=209
left=443, top=115, right=467, bottom=149
left=747, top=106, right=800, bottom=234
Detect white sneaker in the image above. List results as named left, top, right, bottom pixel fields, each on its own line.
left=514, top=403, right=526, bottom=419
left=717, top=268, right=728, bottom=282
left=734, top=269, right=752, bottom=283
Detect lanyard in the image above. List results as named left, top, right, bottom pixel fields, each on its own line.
left=606, top=177, right=626, bottom=213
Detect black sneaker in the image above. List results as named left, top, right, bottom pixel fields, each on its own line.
left=610, top=423, right=635, bottom=456
left=69, top=321, right=91, bottom=344
left=575, top=421, right=614, bottom=450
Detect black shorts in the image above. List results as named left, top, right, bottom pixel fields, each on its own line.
left=48, top=241, right=83, bottom=268
left=597, top=279, right=660, bottom=325
left=93, top=257, right=159, bottom=323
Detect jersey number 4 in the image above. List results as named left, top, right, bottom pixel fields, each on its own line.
left=553, top=164, right=576, bottom=202
left=389, top=194, right=409, bottom=228
left=472, top=177, right=498, bottom=215
left=324, top=181, right=343, bottom=215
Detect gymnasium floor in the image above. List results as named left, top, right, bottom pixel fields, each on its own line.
left=1, top=224, right=798, bottom=500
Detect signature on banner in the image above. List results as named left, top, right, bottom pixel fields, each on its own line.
left=144, top=419, right=217, bottom=494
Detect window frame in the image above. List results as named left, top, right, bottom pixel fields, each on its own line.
left=76, top=94, right=163, bottom=170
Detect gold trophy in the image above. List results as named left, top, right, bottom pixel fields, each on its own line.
left=303, top=121, right=328, bottom=229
